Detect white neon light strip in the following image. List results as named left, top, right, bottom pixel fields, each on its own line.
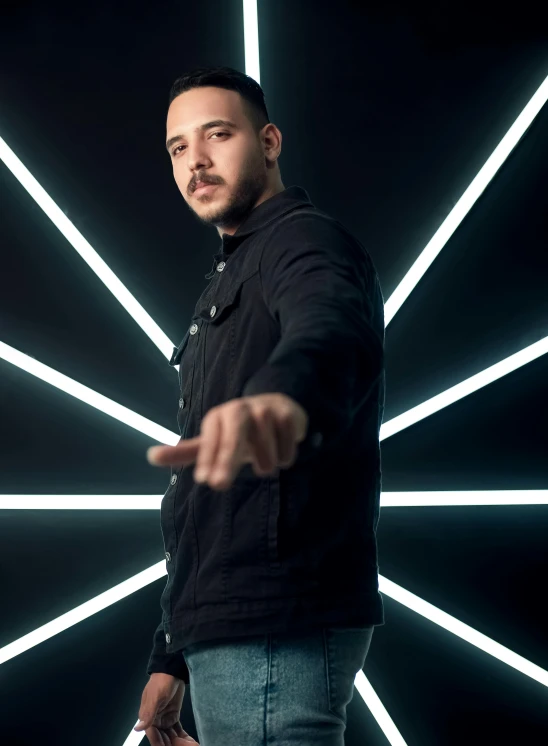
left=382, top=490, right=548, bottom=507
left=380, top=334, right=548, bottom=440
left=243, top=0, right=260, bottom=84
left=2, top=491, right=547, bottom=510
left=0, top=341, right=179, bottom=445
left=354, top=672, right=409, bottom=746
left=0, top=561, right=167, bottom=666
left=379, top=575, right=548, bottom=687
left=0, top=495, right=163, bottom=510
left=122, top=727, right=145, bottom=746
left=0, top=136, right=174, bottom=360
left=384, top=74, right=548, bottom=326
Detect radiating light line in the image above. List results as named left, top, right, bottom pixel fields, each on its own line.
left=384, top=74, right=548, bottom=326
left=0, top=136, right=174, bottom=360
left=0, top=561, right=167, bottom=665
left=121, top=725, right=146, bottom=746
left=243, top=0, right=260, bottom=83
left=379, top=575, right=548, bottom=687
left=0, top=341, right=179, bottom=445
left=354, top=672, right=409, bottom=746
left=380, top=334, right=548, bottom=440
left=0, top=495, right=163, bottom=510
left=381, top=490, right=548, bottom=507
left=3, top=491, right=547, bottom=510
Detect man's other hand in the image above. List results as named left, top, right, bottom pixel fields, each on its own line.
left=134, top=672, right=198, bottom=745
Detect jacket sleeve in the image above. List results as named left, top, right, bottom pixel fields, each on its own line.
left=242, top=213, right=384, bottom=451
left=146, top=619, right=190, bottom=684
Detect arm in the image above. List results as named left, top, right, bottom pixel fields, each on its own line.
left=242, top=213, right=384, bottom=451
left=146, top=619, right=190, bottom=685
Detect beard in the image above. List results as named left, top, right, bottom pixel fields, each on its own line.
left=186, top=150, right=268, bottom=231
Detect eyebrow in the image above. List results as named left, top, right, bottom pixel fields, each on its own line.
left=165, top=119, right=238, bottom=153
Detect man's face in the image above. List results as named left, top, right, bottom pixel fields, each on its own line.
left=166, top=86, right=269, bottom=232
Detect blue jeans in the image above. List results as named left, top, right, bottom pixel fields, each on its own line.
left=182, top=626, right=374, bottom=745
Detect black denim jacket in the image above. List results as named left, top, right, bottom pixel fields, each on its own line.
left=147, top=186, right=385, bottom=684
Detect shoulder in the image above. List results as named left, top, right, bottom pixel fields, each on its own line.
left=263, top=206, right=377, bottom=280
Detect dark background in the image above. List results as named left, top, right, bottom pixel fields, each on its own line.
left=1, top=1, right=547, bottom=744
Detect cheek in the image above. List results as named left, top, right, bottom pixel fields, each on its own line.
left=173, top=167, right=188, bottom=194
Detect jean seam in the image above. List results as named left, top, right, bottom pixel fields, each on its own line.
left=323, top=628, right=335, bottom=716
left=264, top=633, right=272, bottom=745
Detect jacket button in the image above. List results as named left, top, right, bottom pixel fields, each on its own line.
left=179, top=397, right=185, bottom=409
left=165, top=633, right=171, bottom=644
left=190, top=323, right=198, bottom=335
left=165, top=551, right=171, bottom=562
left=216, top=261, right=226, bottom=272
left=170, top=474, right=177, bottom=485
left=210, top=305, right=217, bottom=318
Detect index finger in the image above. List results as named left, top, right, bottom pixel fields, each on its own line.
left=147, top=438, right=201, bottom=467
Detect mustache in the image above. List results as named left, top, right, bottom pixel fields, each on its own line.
left=191, top=177, right=221, bottom=192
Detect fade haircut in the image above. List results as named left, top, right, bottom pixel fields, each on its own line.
left=168, top=66, right=270, bottom=135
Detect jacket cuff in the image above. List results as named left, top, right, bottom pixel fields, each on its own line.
left=147, top=652, right=190, bottom=685
left=242, top=373, right=327, bottom=454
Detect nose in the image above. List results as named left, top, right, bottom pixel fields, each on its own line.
left=186, top=145, right=211, bottom=180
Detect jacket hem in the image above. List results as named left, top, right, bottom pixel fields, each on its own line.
left=165, top=590, right=385, bottom=655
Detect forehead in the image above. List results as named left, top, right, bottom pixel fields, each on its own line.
left=166, top=86, right=246, bottom=134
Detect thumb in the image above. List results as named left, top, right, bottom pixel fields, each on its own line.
left=134, top=697, right=160, bottom=731
left=134, top=715, right=152, bottom=732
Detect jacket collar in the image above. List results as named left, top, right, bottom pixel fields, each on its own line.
left=217, top=185, right=314, bottom=258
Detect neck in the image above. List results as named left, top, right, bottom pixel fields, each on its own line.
left=217, top=180, right=285, bottom=237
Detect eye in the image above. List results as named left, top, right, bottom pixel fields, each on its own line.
left=171, top=132, right=228, bottom=157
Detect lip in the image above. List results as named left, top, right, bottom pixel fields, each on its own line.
left=194, top=183, right=218, bottom=195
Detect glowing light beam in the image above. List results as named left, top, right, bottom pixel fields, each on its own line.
left=380, top=334, right=548, bottom=440
left=2, top=491, right=547, bottom=510
left=121, top=726, right=146, bottom=746
left=0, top=136, right=174, bottom=360
left=381, top=490, right=548, bottom=507
left=379, top=575, right=548, bottom=687
left=243, top=0, right=260, bottom=83
left=0, top=562, right=167, bottom=665
left=0, top=495, right=163, bottom=510
left=384, top=74, right=548, bottom=325
left=0, top=341, right=179, bottom=445
left=354, top=672, right=409, bottom=746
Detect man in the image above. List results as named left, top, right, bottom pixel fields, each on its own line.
left=134, top=66, right=385, bottom=746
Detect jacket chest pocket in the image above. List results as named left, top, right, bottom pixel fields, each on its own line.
left=172, top=262, right=255, bottom=369
left=197, top=273, right=257, bottom=399
left=196, top=258, right=259, bottom=326
left=197, top=277, right=245, bottom=329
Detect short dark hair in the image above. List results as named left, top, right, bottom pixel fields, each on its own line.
left=168, top=66, right=270, bottom=135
